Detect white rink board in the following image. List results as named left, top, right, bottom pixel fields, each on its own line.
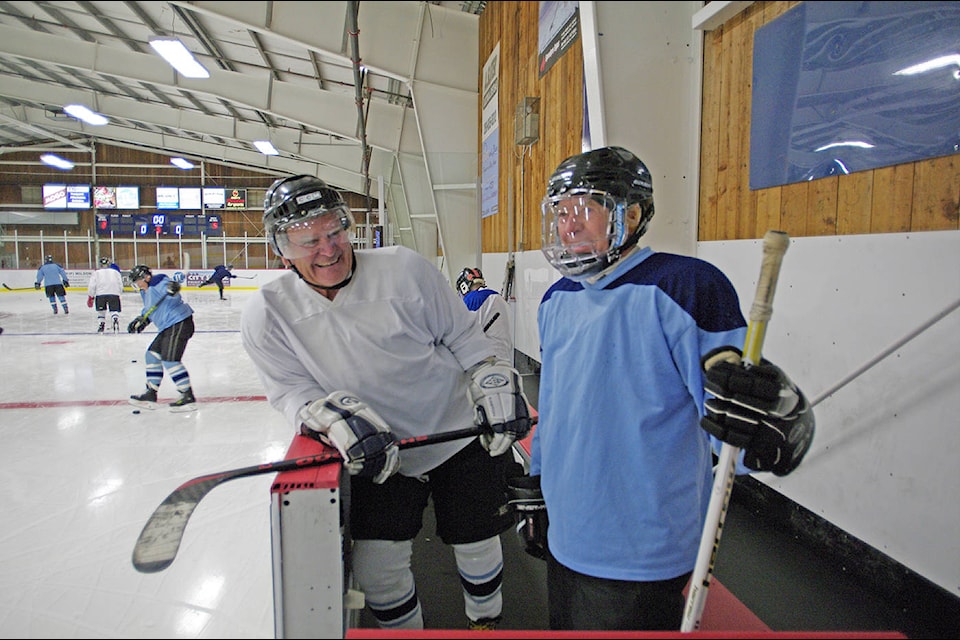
left=698, top=230, right=960, bottom=596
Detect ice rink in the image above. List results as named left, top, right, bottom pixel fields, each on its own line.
left=0, top=286, right=288, bottom=638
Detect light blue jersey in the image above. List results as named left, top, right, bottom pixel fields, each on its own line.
left=138, top=275, right=193, bottom=331
left=35, top=262, right=68, bottom=286
left=531, top=246, right=748, bottom=582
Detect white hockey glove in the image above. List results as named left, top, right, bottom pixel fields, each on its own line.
left=700, top=347, right=815, bottom=476
left=298, top=391, right=400, bottom=484
left=467, top=358, right=533, bottom=457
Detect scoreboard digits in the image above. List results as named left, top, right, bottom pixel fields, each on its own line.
left=96, top=214, right=210, bottom=236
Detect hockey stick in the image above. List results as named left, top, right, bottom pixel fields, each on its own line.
left=681, top=230, right=790, bottom=632
left=2, top=283, right=38, bottom=291
left=132, top=425, right=484, bottom=573
left=810, top=296, right=960, bottom=409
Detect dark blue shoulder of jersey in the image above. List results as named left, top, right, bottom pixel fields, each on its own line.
left=542, top=277, right=584, bottom=303
left=611, top=252, right=745, bottom=333
left=542, top=253, right=745, bottom=333
left=464, top=288, right=497, bottom=312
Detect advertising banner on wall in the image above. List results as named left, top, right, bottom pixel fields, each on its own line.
left=481, top=42, right=500, bottom=219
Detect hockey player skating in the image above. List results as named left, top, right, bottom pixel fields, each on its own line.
left=521, top=146, right=815, bottom=631
left=456, top=267, right=514, bottom=363
left=127, top=265, right=198, bottom=412
left=35, top=255, right=70, bottom=315
left=87, top=257, right=124, bottom=333
left=241, top=175, right=532, bottom=631
left=198, top=263, right=235, bottom=300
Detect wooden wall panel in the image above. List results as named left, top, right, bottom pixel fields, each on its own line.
left=836, top=172, right=873, bottom=235
left=870, top=164, right=914, bottom=234
left=479, top=1, right=583, bottom=255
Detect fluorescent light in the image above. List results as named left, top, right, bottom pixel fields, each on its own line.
left=149, top=38, right=210, bottom=79
left=63, top=104, right=109, bottom=126
left=253, top=140, right=279, bottom=155
left=40, top=154, right=75, bottom=170
left=170, top=157, right=195, bottom=170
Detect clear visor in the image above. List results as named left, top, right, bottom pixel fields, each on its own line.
left=275, top=206, right=354, bottom=258
left=541, top=191, right=618, bottom=278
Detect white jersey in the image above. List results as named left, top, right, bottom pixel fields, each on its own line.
left=464, top=288, right=513, bottom=363
left=87, top=267, right=124, bottom=297
left=241, top=246, right=497, bottom=476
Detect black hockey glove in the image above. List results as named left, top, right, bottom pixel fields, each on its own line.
left=34, top=283, right=40, bottom=290
left=506, top=475, right=549, bottom=560
left=700, top=347, right=815, bottom=476
left=128, top=316, right=150, bottom=333
left=63, top=281, right=70, bottom=288
left=166, top=281, right=181, bottom=295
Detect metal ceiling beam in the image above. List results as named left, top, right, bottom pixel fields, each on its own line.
left=0, top=23, right=404, bottom=152
left=0, top=111, right=88, bottom=150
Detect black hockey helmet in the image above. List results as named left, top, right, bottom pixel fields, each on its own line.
left=129, top=264, right=152, bottom=283
left=541, top=146, right=654, bottom=279
left=262, top=175, right=354, bottom=257
left=456, top=267, right=485, bottom=296
left=99, top=257, right=109, bottom=266
left=45, top=255, right=54, bottom=263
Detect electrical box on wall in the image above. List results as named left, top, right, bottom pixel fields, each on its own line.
left=515, top=97, right=540, bottom=145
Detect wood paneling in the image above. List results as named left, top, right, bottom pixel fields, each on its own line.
left=479, top=1, right=583, bottom=255
left=479, top=1, right=960, bottom=248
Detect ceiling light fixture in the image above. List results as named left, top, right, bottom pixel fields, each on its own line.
left=170, top=157, right=195, bottom=170
left=253, top=140, right=279, bottom=155
left=149, top=38, right=210, bottom=79
left=40, top=154, right=75, bottom=170
left=63, top=104, right=109, bottom=126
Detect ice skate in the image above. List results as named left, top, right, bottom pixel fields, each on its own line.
left=169, top=388, right=197, bottom=412
left=113, top=317, right=120, bottom=333
left=97, top=322, right=105, bottom=333
left=129, top=387, right=159, bottom=409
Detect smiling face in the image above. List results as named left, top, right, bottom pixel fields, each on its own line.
left=278, top=210, right=355, bottom=290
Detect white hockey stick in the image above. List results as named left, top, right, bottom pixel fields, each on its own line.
left=681, top=230, right=790, bottom=632
left=810, top=297, right=960, bottom=408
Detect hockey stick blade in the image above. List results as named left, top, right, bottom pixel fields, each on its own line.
left=131, top=425, right=484, bottom=573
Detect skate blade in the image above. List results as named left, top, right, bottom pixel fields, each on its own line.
left=169, top=403, right=198, bottom=413
left=129, top=399, right=159, bottom=410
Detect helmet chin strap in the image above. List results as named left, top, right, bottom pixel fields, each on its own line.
left=287, top=248, right=357, bottom=292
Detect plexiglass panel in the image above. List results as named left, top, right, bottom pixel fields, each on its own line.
left=750, top=1, right=960, bottom=190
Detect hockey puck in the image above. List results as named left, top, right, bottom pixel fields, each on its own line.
left=131, top=359, right=137, bottom=363
left=132, top=409, right=141, bottom=414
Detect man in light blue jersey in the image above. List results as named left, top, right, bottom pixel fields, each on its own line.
left=522, top=146, right=815, bottom=631
left=127, top=265, right=197, bottom=411
left=35, top=255, right=70, bottom=315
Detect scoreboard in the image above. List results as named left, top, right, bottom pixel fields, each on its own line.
left=96, top=213, right=223, bottom=236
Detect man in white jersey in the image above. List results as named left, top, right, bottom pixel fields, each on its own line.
left=87, top=257, right=124, bottom=333
left=240, top=175, right=532, bottom=631
left=521, top=146, right=815, bottom=631
left=456, top=267, right=514, bottom=364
